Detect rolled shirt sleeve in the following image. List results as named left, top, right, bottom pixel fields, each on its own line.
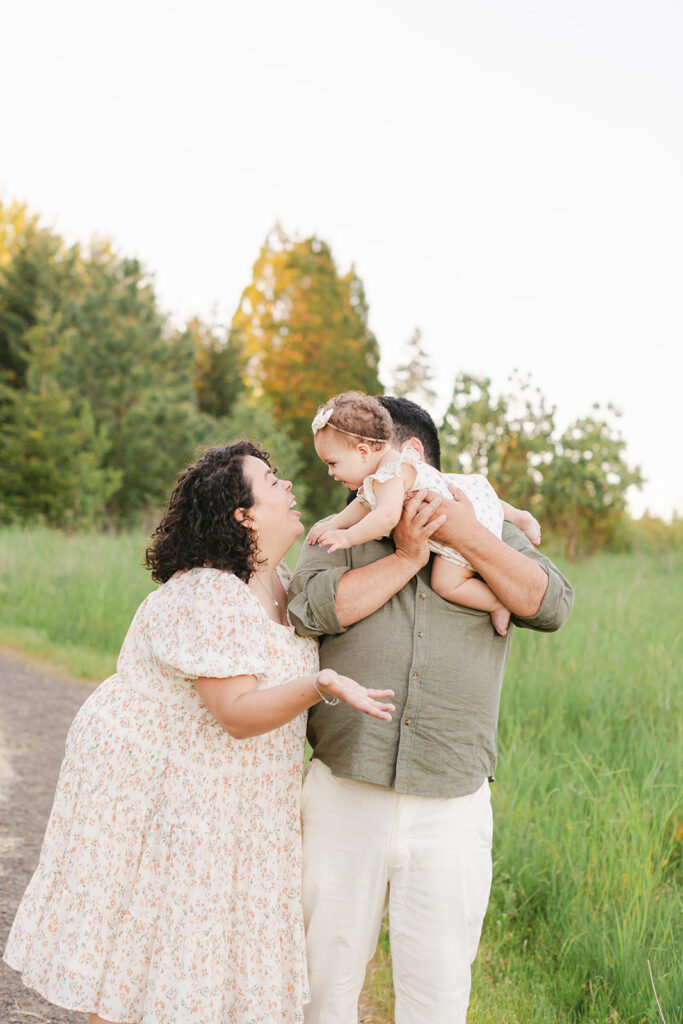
left=501, top=522, right=574, bottom=632
left=287, top=529, right=351, bottom=638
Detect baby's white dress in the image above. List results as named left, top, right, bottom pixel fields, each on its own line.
left=359, top=446, right=503, bottom=568
left=3, top=566, right=319, bottom=1024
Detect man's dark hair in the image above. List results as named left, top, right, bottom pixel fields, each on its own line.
left=377, top=395, right=441, bottom=470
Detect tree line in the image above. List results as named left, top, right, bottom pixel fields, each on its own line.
left=0, top=198, right=670, bottom=558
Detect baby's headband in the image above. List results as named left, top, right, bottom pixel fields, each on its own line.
left=311, top=406, right=387, bottom=444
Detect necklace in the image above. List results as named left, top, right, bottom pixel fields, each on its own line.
left=254, top=572, right=279, bottom=607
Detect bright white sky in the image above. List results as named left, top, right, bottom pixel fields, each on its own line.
left=2, top=0, right=681, bottom=517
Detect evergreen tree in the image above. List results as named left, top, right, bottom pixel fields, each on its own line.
left=231, top=227, right=383, bottom=520
left=0, top=219, right=77, bottom=389
left=0, top=199, right=39, bottom=269
left=185, top=316, right=247, bottom=418
left=0, top=310, right=119, bottom=526
left=391, top=328, right=437, bottom=409
left=56, top=243, right=209, bottom=521
left=0, top=209, right=209, bottom=525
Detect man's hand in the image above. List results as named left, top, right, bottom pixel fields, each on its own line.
left=423, top=482, right=549, bottom=617
left=429, top=484, right=477, bottom=546
left=392, top=490, right=446, bottom=567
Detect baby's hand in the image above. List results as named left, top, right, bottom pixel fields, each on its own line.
left=518, top=510, right=541, bottom=546
left=318, top=529, right=352, bottom=552
left=308, top=521, right=326, bottom=546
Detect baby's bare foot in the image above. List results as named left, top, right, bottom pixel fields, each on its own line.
left=491, top=606, right=512, bottom=636
left=518, top=510, right=541, bottom=545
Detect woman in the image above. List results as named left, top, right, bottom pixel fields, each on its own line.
left=3, top=441, right=394, bottom=1024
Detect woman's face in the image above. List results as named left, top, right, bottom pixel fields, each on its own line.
left=239, top=456, right=303, bottom=551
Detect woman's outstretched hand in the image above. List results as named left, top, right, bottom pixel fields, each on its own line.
left=315, top=669, right=395, bottom=721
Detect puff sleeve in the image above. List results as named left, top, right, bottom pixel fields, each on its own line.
left=147, top=569, right=267, bottom=680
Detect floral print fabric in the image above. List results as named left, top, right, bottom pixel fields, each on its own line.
left=3, top=567, right=319, bottom=1024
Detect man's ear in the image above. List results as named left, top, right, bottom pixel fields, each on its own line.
left=402, top=437, right=425, bottom=461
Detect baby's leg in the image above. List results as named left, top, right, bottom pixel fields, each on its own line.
left=431, top=556, right=512, bottom=636
left=500, top=500, right=541, bottom=545
left=515, top=509, right=541, bottom=545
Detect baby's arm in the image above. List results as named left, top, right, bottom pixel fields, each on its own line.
left=318, top=475, right=406, bottom=552
left=499, top=499, right=541, bottom=545
left=309, top=498, right=368, bottom=545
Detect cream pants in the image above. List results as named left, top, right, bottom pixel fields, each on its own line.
left=301, top=760, right=493, bottom=1024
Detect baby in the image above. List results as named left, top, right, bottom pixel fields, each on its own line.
left=309, top=391, right=541, bottom=636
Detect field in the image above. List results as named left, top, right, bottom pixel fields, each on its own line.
left=0, top=527, right=681, bottom=1023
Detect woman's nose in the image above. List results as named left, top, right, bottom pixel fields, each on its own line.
left=283, top=479, right=292, bottom=491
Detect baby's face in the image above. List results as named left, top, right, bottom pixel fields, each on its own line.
left=314, top=431, right=369, bottom=489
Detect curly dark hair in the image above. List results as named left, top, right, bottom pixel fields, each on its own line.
left=144, top=441, right=270, bottom=584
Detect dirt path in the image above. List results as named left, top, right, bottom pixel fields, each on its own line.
left=0, top=650, right=93, bottom=1024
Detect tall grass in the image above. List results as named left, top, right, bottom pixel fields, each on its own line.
left=0, top=527, right=304, bottom=680
left=469, top=550, right=682, bottom=1024
left=0, top=528, right=680, bottom=1021
left=0, top=526, right=152, bottom=679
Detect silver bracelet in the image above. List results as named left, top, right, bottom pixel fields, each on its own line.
left=313, top=673, right=340, bottom=706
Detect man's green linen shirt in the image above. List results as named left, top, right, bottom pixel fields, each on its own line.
left=288, top=522, right=573, bottom=799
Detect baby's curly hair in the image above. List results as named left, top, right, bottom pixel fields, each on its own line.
left=144, top=441, right=270, bottom=584
left=314, top=391, right=393, bottom=449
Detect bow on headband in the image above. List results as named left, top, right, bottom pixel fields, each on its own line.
left=311, top=407, right=334, bottom=433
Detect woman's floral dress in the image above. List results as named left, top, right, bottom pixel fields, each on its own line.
left=3, top=566, right=319, bottom=1024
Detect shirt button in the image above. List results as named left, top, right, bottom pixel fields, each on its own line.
left=419, top=593, right=426, bottom=600
left=404, top=718, right=412, bottom=726
left=412, top=672, right=419, bottom=679
left=417, top=631, right=424, bottom=638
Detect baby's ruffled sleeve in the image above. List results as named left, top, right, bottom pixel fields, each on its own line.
left=148, top=570, right=266, bottom=680
left=400, top=445, right=421, bottom=469
left=361, top=457, right=405, bottom=508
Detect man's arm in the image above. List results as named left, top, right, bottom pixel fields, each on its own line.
left=433, top=486, right=572, bottom=626
left=288, top=492, right=446, bottom=634
left=335, top=491, right=445, bottom=624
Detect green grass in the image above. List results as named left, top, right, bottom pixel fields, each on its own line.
left=476, top=549, right=682, bottom=1023
left=0, top=528, right=680, bottom=1021
left=0, top=526, right=153, bottom=679
left=0, top=527, right=303, bottom=680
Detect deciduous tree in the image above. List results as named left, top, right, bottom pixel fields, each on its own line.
left=541, top=406, right=644, bottom=560
left=231, top=227, right=383, bottom=519
left=440, top=372, right=554, bottom=513
left=439, top=373, right=642, bottom=558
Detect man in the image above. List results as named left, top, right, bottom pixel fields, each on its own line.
left=287, top=397, right=573, bottom=1024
